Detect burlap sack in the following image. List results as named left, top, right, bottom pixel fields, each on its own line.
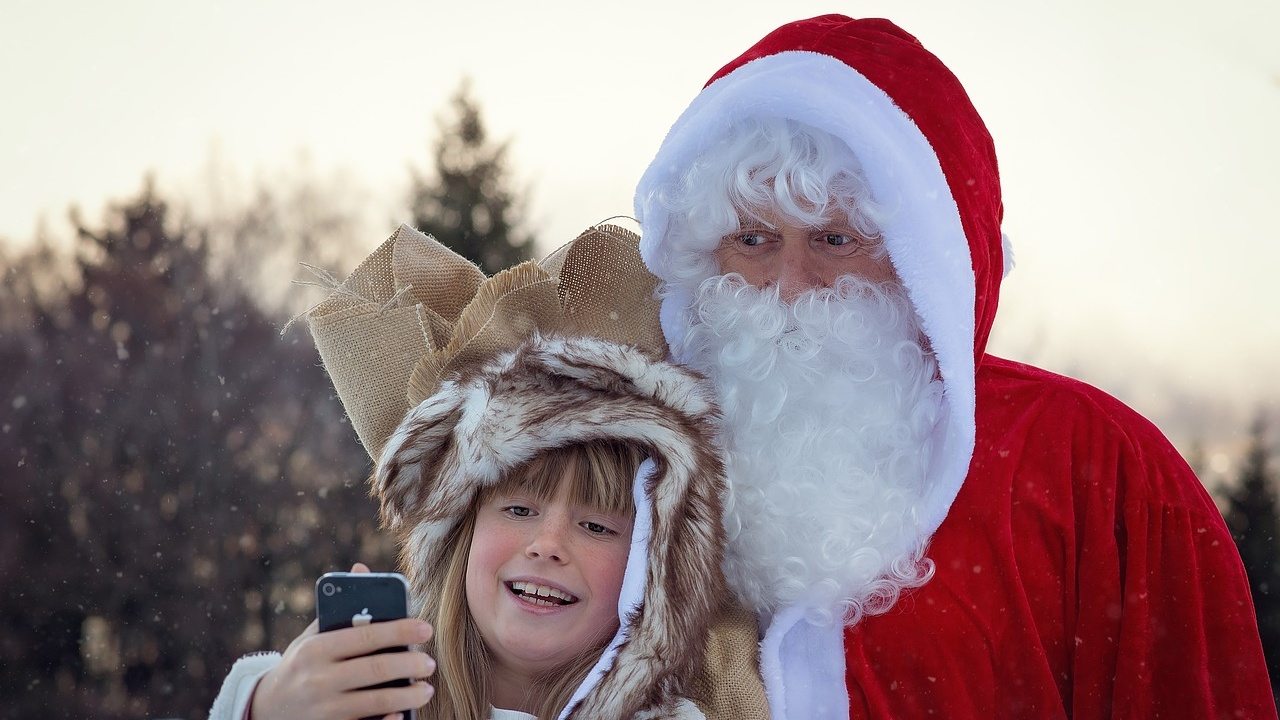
left=307, top=222, right=664, bottom=459
left=691, top=600, right=772, bottom=720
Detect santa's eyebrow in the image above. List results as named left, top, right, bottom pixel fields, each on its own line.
left=734, top=210, right=777, bottom=229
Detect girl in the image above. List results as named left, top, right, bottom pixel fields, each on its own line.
left=213, top=331, right=726, bottom=719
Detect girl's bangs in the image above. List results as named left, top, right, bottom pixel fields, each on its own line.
left=489, top=441, right=642, bottom=515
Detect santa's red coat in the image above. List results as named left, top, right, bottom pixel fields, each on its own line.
left=845, top=355, right=1275, bottom=718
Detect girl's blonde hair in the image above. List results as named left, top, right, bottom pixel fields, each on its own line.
left=421, top=440, right=643, bottom=720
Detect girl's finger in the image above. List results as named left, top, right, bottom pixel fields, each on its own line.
left=333, top=681, right=433, bottom=719
left=338, top=650, right=436, bottom=691
left=310, top=618, right=433, bottom=660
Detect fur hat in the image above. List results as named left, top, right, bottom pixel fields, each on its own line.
left=376, top=333, right=725, bottom=719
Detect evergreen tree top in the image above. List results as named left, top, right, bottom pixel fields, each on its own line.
left=410, top=80, right=535, bottom=276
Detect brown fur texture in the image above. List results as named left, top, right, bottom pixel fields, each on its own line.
left=375, top=333, right=727, bottom=719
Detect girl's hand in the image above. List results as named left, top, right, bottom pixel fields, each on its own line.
left=250, top=563, right=436, bottom=720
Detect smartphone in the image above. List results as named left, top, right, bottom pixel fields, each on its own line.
left=315, top=571, right=415, bottom=719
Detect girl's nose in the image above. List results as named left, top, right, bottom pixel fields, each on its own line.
left=525, top=521, right=568, bottom=563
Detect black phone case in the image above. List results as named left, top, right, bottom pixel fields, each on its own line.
left=315, top=572, right=414, bottom=719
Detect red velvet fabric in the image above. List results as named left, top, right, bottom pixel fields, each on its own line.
left=844, top=356, right=1276, bottom=718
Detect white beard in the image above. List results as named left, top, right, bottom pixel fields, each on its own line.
left=673, top=274, right=944, bottom=626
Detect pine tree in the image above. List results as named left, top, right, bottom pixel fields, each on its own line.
left=410, top=80, right=535, bottom=275
left=1224, top=414, right=1280, bottom=705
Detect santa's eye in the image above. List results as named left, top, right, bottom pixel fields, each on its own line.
left=717, top=229, right=775, bottom=254
left=815, top=231, right=872, bottom=257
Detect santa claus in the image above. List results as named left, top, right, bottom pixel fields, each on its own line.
left=634, top=15, right=1275, bottom=720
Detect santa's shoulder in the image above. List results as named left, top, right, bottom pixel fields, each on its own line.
left=971, top=354, right=1211, bottom=513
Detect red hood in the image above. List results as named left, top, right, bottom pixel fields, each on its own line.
left=707, top=14, right=1005, bottom=358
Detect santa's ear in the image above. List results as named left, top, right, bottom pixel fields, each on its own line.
left=372, top=391, right=463, bottom=531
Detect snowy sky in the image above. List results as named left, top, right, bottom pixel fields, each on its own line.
left=3, top=0, right=1278, bottom=452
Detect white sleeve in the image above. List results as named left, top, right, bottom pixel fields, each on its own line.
left=208, top=652, right=282, bottom=720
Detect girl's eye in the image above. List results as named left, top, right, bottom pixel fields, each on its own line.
left=582, top=521, right=615, bottom=536
left=503, top=505, right=533, bottom=518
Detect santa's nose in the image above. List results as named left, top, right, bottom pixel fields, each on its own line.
left=773, top=244, right=825, bottom=302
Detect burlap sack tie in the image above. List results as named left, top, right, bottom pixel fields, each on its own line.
left=306, top=223, right=665, bottom=459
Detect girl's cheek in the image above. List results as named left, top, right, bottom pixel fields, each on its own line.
left=467, top=521, right=519, bottom=588
left=601, top=544, right=632, bottom=598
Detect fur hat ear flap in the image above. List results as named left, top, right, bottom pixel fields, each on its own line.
left=373, top=381, right=468, bottom=531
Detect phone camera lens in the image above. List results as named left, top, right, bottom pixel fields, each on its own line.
left=322, top=582, right=336, bottom=597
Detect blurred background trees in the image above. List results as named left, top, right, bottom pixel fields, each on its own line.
left=1224, top=416, right=1280, bottom=708
left=0, top=85, right=534, bottom=718
left=0, top=182, right=383, bottom=718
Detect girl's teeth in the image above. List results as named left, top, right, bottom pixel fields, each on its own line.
left=511, top=581, right=576, bottom=604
